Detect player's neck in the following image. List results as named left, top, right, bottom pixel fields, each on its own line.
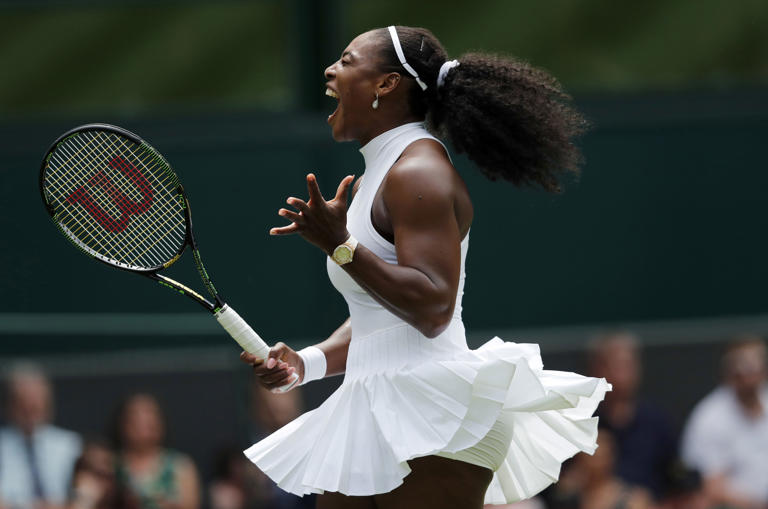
left=358, top=113, right=424, bottom=147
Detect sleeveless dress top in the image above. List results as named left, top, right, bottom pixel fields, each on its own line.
left=244, top=122, right=611, bottom=504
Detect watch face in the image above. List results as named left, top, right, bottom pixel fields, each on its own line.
left=333, top=245, right=353, bottom=265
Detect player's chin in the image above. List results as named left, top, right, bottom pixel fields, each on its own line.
left=328, top=114, right=354, bottom=142
left=332, top=127, right=361, bottom=144
left=329, top=121, right=347, bottom=142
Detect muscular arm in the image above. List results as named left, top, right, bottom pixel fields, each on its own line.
left=341, top=152, right=462, bottom=338
left=314, top=317, right=351, bottom=376
left=272, top=141, right=466, bottom=338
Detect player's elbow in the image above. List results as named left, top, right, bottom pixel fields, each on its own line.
left=416, top=305, right=455, bottom=339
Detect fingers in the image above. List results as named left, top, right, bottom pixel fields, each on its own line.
left=262, top=365, right=296, bottom=385
left=286, top=197, right=310, bottom=214
left=306, top=173, right=325, bottom=204
left=240, top=351, right=263, bottom=366
left=266, top=373, right=295, bottom=391
left=278, top=208, right=301, bottom=223
left=334, top=175, right=355, bottom=205
left=272, top=202, right=305, bottom=235
left=252, top=343, right=297, bottom=389
left=242, top=348, right=295, bottom=389
left=269, top=373, right=298, bottom=392
left=269, top=223, right=299, bottom=236
left=240, top=350, right=285, bottom=370
left=266, top=343, right=285, bottom=369
left=254, top=359, right=291, bottom=377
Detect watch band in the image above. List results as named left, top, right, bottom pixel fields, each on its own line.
left=343, top=235, right=359, bottom=252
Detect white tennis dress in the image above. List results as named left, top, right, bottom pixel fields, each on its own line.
left=245, top=122, right=610, bottom=504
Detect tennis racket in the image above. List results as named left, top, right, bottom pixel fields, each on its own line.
left=39, top=123, right=298, bottom=391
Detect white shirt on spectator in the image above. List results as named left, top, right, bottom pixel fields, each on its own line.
left=681, top=384, right=768, bottom=503
left=0, top=424, right=82, bottom=509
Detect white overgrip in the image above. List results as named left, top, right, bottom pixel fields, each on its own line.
left=215, top=304, right=269, bottom=358
left=214, top=304, right=298, bottom=393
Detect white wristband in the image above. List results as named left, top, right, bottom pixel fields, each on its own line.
left=297, top=346, right=327, bottom=385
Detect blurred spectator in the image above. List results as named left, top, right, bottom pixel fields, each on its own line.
left=655, top=461, right=709, bottom=509
left=0, top=363, right=82, bottom=509
left=589, top=331, right=676, bottom=499
left=249, top=382, right=304, bottom=438
left=112, top=393, right=200, bottom=509
left=67, top=440, right=116, bottom=509
left=208, top=447, right=262, bottom=509
left=681, top=335, right=768, bottom=509
left=245, top=382, right=312, bottom=509
left=542, top=428, right=652, bottom=509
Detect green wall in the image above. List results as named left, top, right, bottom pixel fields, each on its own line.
left=2, top=89, right=767, bottom=356
left=1, top=0, right=767, bottom=117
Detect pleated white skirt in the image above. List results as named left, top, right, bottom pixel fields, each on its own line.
left=244, top=321, right=610, bottom=505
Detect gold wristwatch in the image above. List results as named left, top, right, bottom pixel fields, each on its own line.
left=331, top=235, right=359, bottom=265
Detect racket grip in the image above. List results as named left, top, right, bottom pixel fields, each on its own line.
left=214, top=305, right=299, bottom=393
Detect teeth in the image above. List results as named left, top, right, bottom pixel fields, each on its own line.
left=325, top=88, right=339, bottom=99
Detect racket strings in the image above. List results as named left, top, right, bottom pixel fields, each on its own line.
left=66, top=156, right=153, bottom=232
left=50, top=133, right=177, bottom=226
left=81, top=134, right=184, bottom=267
left=44, top=130, right=186, bottom=270
left=95, top=136, right=184, bottom=264
left=46, top=134, right=124, bottom=258
left=47, top=134, right=179, bottom=265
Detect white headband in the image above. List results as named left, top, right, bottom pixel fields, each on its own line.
left=388, top=25, right=428, bottom=91
left=437, top=59, right=460, bottom=89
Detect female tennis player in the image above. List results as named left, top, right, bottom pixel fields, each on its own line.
left=240, top=26, right=610, bottom=508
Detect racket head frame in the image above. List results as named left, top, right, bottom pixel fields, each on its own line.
left=40, top=123, right=224, bottom=312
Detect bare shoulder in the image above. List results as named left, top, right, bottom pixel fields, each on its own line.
left=393, top=138, right=454, bottom=180
left=384, top=138, right=456, bottom=203
left=382, top=138, right=472, bottom=233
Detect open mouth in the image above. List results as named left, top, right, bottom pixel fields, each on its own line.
left=326, top=87, right=340, bottom=123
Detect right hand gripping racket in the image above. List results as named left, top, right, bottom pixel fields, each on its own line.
left=39, top=124, right=298, bottom=391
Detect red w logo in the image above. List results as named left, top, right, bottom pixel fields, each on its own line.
left=67, top=156, right=154, bottom=232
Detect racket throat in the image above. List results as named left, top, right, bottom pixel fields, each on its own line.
left=148, top=273, right=216, bottom=312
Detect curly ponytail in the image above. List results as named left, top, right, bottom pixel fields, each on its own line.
left=374, top=26, right=588, bottom=192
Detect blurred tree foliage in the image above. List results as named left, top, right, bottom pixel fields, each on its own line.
left=349, top=0, right=768, bottom=91
left=0, top=0, right=766, bottom=116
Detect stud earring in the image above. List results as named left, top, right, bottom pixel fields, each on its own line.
left=372, top=92, right=379, bottom=110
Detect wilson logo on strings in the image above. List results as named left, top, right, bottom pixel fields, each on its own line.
left=67, top=156, right=153, bottom=232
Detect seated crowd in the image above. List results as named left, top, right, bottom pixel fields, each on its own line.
left=0, top=334, right=766, bottom=509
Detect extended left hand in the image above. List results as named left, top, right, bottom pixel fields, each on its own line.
left=270, top=173, right=355, bottom=254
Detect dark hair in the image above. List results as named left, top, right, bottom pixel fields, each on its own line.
left=374, top=26, right=588, bottom=192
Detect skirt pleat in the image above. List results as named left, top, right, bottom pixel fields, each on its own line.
left=244, top=334, right=610, bottom=504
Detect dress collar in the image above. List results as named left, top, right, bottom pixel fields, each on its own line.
left=359, top=122, right=425, bottom=169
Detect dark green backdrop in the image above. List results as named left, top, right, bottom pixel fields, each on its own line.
left=1, top=0, right=767, bottom=488
left=2, top=89, right=767, bottom=356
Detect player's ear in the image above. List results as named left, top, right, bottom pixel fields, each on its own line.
left=377, top=72, right=401, bottom=98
